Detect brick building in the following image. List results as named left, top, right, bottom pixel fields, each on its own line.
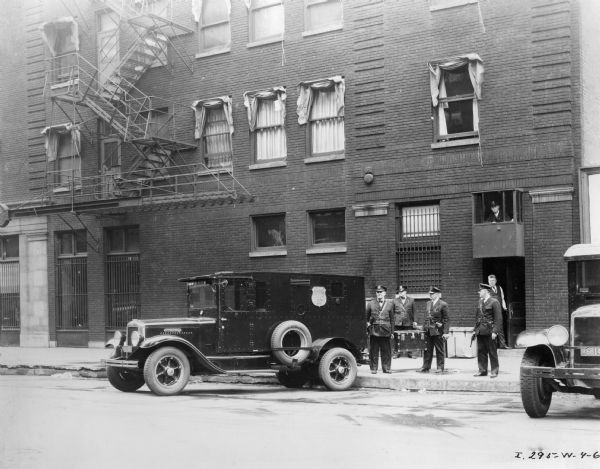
left=0, top=0, right=598, bottom=348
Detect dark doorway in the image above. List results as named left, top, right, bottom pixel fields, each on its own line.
left=482, top=257, right=525, bottom=347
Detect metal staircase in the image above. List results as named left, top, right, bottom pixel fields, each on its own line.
left=26, top=0, right=253, bottom=219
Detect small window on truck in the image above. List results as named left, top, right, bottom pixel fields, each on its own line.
left=188, top=282, right=217, bottom=310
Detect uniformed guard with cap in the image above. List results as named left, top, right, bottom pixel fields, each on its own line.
left=472, top=283, right=503, bottom=377
left=420, top=286, right=450, bottom=373
left=365, top=285, right=394, bottom=374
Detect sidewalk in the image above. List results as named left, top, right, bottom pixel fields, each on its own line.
left=0, top=346, right=523, bottom=392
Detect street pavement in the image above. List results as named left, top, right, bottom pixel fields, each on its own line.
left=0, top=346, right=524, bottom=392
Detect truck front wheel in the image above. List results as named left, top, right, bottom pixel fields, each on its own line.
left=318, top=347, right=357, bottom=391
left=520, top=352, right=553, bottom=418
left=143, top=346, right=190, bottom=396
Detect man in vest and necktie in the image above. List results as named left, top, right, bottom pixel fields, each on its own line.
left=487, top=274, right=508, bottom=348
left=365, top=285, right=394, bottom=374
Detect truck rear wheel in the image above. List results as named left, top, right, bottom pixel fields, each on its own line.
left=318, top=347, right=357, bottom=391
left=107, top=367, right=145, bottom=393
left=520, top=352, right=553, bottom=418
left=143, top=346, right=190, bottom=396
left=271, top=321, right=312, bottom=366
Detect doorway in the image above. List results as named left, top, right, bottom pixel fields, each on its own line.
left=482, top=257, right=525, bottom=347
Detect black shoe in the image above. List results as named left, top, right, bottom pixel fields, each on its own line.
left=473, top=372, right=487, bottom=377
left=435, top=369, right=445, bottom=373
left=383, top=370, right=392, bottom=374
left=370, top=370, right=377, bottom=374
left=490, top=373, right=498, bottom=378
left=419, top=368, right=430, bottom=373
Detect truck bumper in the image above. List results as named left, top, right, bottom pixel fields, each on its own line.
left=521, top=365, right=600, bottom=380
left=105, top=358, right=140, bottom=369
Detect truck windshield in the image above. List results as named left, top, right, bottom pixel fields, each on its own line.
left=188, top=283, right=217, bottom=310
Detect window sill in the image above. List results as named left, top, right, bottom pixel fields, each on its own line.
left=53, top=186, right=81, bottom=193
left=197, top=167, right=233, bottom=176
left=50, top=78, right=79, bottom=90
left=195, top=47, right=231, bottom=59
left=302, top=24, right=343, bottom=38
left=306, top=245, right=347, bottom=255
left=430, top=0, right=478, bottom=11
left=249, top=160, right=287, bottom=170
left=431, top=137, right=479, bottom=149
left=249, top=249, right=287, bottom=258
left=247, top=36, right=283, bottom=49
left=304, top=153, right=345, bottom=164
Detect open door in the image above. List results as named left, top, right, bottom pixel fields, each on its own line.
left=482, top=257, right=525, bottom=347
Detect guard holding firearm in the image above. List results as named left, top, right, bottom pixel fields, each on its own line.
left=420, top=286, right=450, bottom=373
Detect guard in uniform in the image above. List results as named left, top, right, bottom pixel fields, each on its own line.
left=366, top=285, right=394, bottom=374
left=472, top=283, right=503, bottom=378
left=420, top=286, right=449, bottom=373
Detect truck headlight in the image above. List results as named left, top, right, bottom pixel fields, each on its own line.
left=131, top=330, right=143, bottom=347
left=547, top=325, right=569, bottom=346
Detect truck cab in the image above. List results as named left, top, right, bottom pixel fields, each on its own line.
left=516, top=244, right=600, bottom=417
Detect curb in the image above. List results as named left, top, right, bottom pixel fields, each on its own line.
left=0, top=364, right=520, bottom=392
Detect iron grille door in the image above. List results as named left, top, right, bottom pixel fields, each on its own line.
left=0, top=261, right=20, bottom=330
left=105, top=254, right=140, bottom=329
left=56, top=257, right=88, bottom=329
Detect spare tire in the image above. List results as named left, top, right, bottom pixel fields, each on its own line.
left=270, top=320, right=312, bottom=366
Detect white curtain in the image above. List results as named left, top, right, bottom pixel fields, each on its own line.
left=192, top=0, right=231, bottom=22
left=42, top=123, right=81, bottom=162
left=244, top=87, right=286, bottom=160
left=296, top=75, right=344, bottom=125
left=40, top=17, right=79, bottom=56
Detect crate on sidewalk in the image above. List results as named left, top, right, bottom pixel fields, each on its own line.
left=394, top=329, right=426, bottom=352
left=447, top=327, right=477, bottom=358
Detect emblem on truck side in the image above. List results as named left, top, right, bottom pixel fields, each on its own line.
left=311, top=286, right=327, bottom=307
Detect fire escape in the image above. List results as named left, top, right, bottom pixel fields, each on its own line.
left=7, top=0, right=252, bottom=221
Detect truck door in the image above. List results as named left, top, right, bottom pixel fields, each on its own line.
left=218, top=278, right=256, bottom=353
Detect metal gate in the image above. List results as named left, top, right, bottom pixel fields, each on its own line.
left=0, top=261, right=20, bottom=330
left=56, top=257, right=88, bottom=329
left=105, top=254, right=140, bottom=330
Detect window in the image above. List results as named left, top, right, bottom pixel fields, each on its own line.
left=42, top=124, right=82, bottom=190
left=193, top=97, right=234, bottom=170
left=41, top=18, right=79, bottom=82
left=197, top=0, right=231, bottom=55
left=244, top=88, right=286, bottom=165
left=251, top=214, right=286, bottom=256
left=56, top=231, right=88, bottom=330
left=397, top=204, right=441, bottom=292
left=0, top=236, right=19, bottom=260
left=429, top=54, right=483, bottom=145
left=249, top=0, right=284, bottom=45
left=305, top=0, right=343, bottom=34
left=473, top=191, right=522, bottom=224
left=105, top=227, right=140, bottom=329
left=140, top=107, right=171, bottom=139
left=0, top=236, right=20, bottom=330
left=297, top=77, right=345, bottom=161
left=308, top=209, right=346, bottom=253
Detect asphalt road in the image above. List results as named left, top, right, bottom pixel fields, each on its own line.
left=0, top=375, right=598, bottom=469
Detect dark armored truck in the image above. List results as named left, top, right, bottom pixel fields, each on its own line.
left=106, top=271, right=368, bottom=395
left=517, top=244, right=600, bottom=417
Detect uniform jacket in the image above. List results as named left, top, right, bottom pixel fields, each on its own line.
left=474, top=297, right=503, bottom=335
left=393, top=296, right=415, bottom=327
left=365, top=298, right=395, bottom=337
left=423, top=299, right=449, bottom=336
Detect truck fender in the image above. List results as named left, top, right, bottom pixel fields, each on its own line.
left=522, top=344, right=567, bottom=368
left=310, top=337, right=363, bottom=363
left=139, top=335, right=226, bottom=374
left=516, top=328, right=567, bottom=366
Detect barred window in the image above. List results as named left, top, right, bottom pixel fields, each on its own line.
left=56, top=231, right=88, bottom=330
left=397, top=204, right=441, bottom=292
left=0, top=236, right=19, bottom=331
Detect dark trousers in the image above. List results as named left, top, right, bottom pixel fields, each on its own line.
left=422, top=334, right=445, bottom=370
left=369, top=335, right=392, bottom=372
left=497, top=310, right=509, bottom=348
left=477, top=334, right=499, bottom=375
